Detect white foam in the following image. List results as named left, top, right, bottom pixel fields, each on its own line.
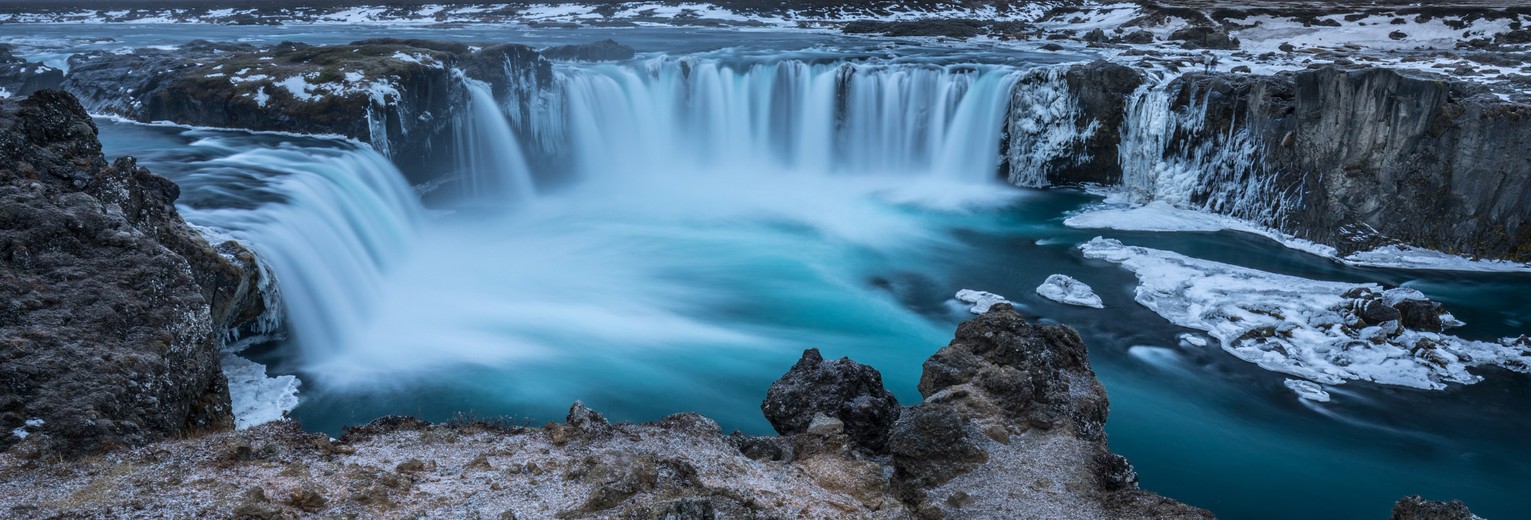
left=1081, top=237, right=1531, bottom=391
left=1035, top=274, right=1103, bottom=308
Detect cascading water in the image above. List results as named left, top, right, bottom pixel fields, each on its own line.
left=453, top=77, right=538, bottom=202
left=546, top=57, right=1021, bottom=183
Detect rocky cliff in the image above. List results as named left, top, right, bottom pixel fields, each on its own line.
left=60, top=39, right=553, bottom=186
left=0, top=90, right=266, bottom=456
left=1028, top=61, right=1531, bottom=263
left=0, top=305, right=1212, bottom=519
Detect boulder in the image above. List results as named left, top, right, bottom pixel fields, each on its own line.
left=761, top=348, right=900, bottom=452
left=1390, top=495, right=1479, bottom=520
left=0, top=91, right=266, bottom=456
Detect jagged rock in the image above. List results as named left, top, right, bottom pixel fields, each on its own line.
left=919, top=304, right=1108, bottom=440
left=1390, top=495, right=1481, bottom=520
left=1359, top=299, right=1403, bottom=325
left=886, top=404, right=989, bottom=488
left=567, top=400, right=610, bottom=433
left=1170, top=26, right=1240, bottom=49
left=0, top=45, right=63, bottom=97
left=1395, top=300, right=1445, bottom=332
left=761, top=348, right=900, bottom=452
left=1122, top=30, right=1155, bottom=44
left=1002, top=60, right=1143, bottom=186
left=541, top=39, right=636, bottom=62
left=0, top=91, right=267, bottom=456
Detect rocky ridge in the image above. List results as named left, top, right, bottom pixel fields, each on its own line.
left=0, top=305, right=1212, bottom=519
left=0, top=90, right=269, bottom=456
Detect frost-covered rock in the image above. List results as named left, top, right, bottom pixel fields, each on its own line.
left=1283, top=379, right=1331, bottom=402
left=1081, top=237, right=1531, bottom=391
left=1035, top=274, right=1104, bottom=308
left=955, top=289, right=1010, bottom=314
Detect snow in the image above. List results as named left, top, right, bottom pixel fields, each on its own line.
left=955, top=289, right=1010, bottom=314
left=1080, top=237, right=1531, bottom=391
left=9, top=429, right=24, bottom=440
left=276, top=75, right=316, bottom=101
left=221, top=354, right=300, bottom=429
left=1343, top=245, right=1531, bottom=273
left=1035, top=274, right=1103, bottom=308
left=1179, top=333, right=1208, bottom=347
left=1284, top=379, right=1331, bottom=402
left=252, top=86, right=269, bottom=108
left=1065, top=199, right=1339, bottom=258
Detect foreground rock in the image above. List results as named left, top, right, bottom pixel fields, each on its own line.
left=1391, top=495, right=1482, bottom=520
left=0, top=305, right=1209, bottom=518
left=0, top=91, right=267, bottom=456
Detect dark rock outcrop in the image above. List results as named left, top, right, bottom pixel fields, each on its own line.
left=1003, top=60, right=1144, bottom=186
left=0, top=91, right=265, bottom=456
left=1390, top=495, right=1481, bottom=520
left=541, top=39, right=636, bottom=62
left=59, top=40, right=553, bottom=186
left=760, top=347, right=900, bottom=452
left=0, top=45, right=63, bottom=98
left=1169, top=26, right=1240, bottom=50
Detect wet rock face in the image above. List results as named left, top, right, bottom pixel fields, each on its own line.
left=1390, top=495, right=1480, bottom=520
left=1001, top=60, right=1142, bottom=186
left=0, top=45, right=63, bottom=97
left=761, top=348, right=900, bottom=452
left=0, top=91, right=263, bottom=456
left=1154, top=67, right=1531, bottom=262
left=919, top=303, right=1109, bottom=440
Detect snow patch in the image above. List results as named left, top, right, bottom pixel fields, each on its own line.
left=1080, top=237, right=1531, bottom=391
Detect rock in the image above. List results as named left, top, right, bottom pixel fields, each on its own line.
left=286, top=485, right=327, bottom=512
left=1170, top=27, right=1240, bottom=50
left=804, top=414, right=845, bottom=437
left=761, top=348, right=900, bottom=452
left=0, top=45, right=63, bottom=97
left=886, top=404, right=988, bottom=487
left=1121, top=30, right=1155, bottom=44
left=1395, top=300, right=1444, bottom=332
left=1231, top=65, right=1252, bottom=73
left=1359, top=299, right=1403, bottom=325
left=567, top=400, right=609, bottom=433
left=1083, top=28, right=1109, bottom=43
left=1279, top=42, right=1296, bottom=52
left=842, top=19, right=986, bottom=39
left=541, top=39, right=636, bottom=62
left=1040, top=43, right=1066, bottom=51
left=918, top=304, right=1108, bottom=440
left=0, top=91, right=267, bottom=456
left=1390, top=495, right=1480, bottom=520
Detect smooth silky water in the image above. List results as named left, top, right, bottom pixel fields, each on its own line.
left=74, top=26, right=1531, bottom=520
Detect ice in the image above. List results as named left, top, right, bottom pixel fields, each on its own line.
left=1081, top=237, right=1531, bottom=391
left=1035, top=274, right=1103, bottom=308
left=1065, top=199, right=1338, bottom=258
left=1284, top=379, right=1331, bottom=402
left=222, top=354, right=301, bottom=429
left=1179, top=333, right=1208, bottom=348
left=1344, top=245, right=1531, bottom=273
left=955, top=289, right=1010, bottom=314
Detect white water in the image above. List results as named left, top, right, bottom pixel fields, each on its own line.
left=454, top=79, right=537, bottom=202
left=548, top=57, right=1021, bottom=182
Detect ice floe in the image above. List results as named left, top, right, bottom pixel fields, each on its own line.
left=955, top=289, right=1010, bottom=314
left=1080, top=237, right=1531, bottom=391
left=221, top=354, right=300, bottom=429
left=1283, top=379, right=1331, bottom=402
left=1035, top=274, right=1103, bottom=308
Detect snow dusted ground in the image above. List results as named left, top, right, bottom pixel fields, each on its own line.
left=1080, top=237, right=1531, bottom=395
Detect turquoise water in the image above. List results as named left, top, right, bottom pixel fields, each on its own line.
left=81, top=29, right=1531, bottom=519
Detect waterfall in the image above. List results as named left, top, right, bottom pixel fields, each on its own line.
left=454, top=78, right=537, bottom=202
left=541, top=57, right=1022, bottom=183
left=177, top=139, right=424, bottom=361
left=1002, top=66, right=1098, bottom=187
